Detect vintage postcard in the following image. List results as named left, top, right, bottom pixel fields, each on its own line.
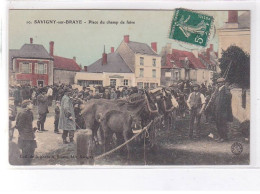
left=8, top=9, right=250, bottom=166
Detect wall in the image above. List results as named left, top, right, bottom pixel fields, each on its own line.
left=14, top=58, right=51, bottom=86
left=74, top=72, right=135, bottom=87
left=218, top=29, right=250, bottom=57
left=54, top=69, right=77, bottom=84
left=135, top=53, right=161, bottom=87
left=230, top=88, right=250, bottom=123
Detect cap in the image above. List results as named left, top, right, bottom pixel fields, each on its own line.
left=217, top=77, right=225, bottom=83
left=21, top=99, right=32, bottom=108
left=192, top=83, right=200, bottom=88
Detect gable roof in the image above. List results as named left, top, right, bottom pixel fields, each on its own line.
left=238, top=11, right=250, bottom=29
left=127, top=41, right=159, bottom=56
left=162, top=49, right=206, bottom=69
left=53, top=55, right=81, bottom=71
left=18, top=44, right=53, bottom=59
left=87, top=52, right=133, bottom=73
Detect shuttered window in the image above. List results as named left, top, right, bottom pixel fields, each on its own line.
left=19, top=62, right=30, bottom=74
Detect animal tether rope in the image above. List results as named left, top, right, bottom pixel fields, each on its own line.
left=94, top=117, right=161, bottom=161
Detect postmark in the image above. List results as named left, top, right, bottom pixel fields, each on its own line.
left=231, top=142, right=243, bottom=155
left=169, top=8, right=213, bottom=47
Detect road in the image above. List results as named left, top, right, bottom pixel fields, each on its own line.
left=9, top=104, right=250, bottom=166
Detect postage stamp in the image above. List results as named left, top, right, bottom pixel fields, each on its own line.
left=169, top=8, right=213, bottom=47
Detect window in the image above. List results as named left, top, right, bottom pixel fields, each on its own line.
left=175, top=71, right=179, bottom=80
left=123, top=79, right=128, bottom=86
left=150, top=83, right=155, bottom=89
left=139, top=68, right=144, bottom=77
left=152, top=59, right=156, bottom=67
left=140, top=57, right=144, bottom=66
left=152, top=69, right=156, bottom=78
left=144, top=82, right=149, bottom=89
left=203, top=71, right=205, bottom=79
left=19, top=62, right=32, bottom=74
left=110, top=79, right=116, bottom=87
left=35, top=63, right=47, bottom=74
left=137, top=82, right=143, bottom=89
left=165, top=72, right=171, bottom=77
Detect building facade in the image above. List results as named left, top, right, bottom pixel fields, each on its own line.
left=218, top=11, right=250, bottom=57
left=160, top=46, right=214, bottom=87
left=75, top=35, right=161, bottom=89
left=9, top=38, right=54, bottom=86
left=49, top=41, right=81, bottom=85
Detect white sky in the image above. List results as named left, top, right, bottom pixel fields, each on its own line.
left=9, top=10, right=247, bottom=66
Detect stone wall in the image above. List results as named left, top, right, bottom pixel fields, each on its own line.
left=230, top=88, right=250, bottom=123
left=54, top=69, right=77, bottom=84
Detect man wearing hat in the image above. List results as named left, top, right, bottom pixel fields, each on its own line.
left=58, top=88, right=76, bottom=144
left=187, top=83, right=206, bottom=139
left=207, top=77, right=233, bottom=142
left=16, top=100, right=37, bottom=165
left=37, top=88, right=49, bottom=132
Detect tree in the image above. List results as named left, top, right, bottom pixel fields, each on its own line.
left=219, top=45, right=250, bottom=88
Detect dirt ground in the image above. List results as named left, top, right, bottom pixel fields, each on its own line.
left=9, top=103, right=250, bottom=166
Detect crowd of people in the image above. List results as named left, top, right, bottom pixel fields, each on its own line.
left=9, top=78, right=233, bottom=165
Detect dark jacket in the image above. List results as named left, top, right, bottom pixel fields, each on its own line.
left=213, top=86, right=233, bottom=122
left=16, top=109, right=35, bottom=140
left=37, top=94, right=48, bottom=115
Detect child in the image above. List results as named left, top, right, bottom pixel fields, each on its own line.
left=16, top=100, right=37, bottom=165
left=54, top=101, right=60, bottom=134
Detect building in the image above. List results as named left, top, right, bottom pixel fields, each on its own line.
left=160, top=46, right=214, bottom=86
left=49, top=41, right=81, bottom=84
left=75, top=35, right=161, bottom=89
left=75, top=47, right=135, bottom=87
left=218, top=11, right=250, bottom=57
left=198, top=44, right=218, bottom=72
left=9, top=38, right=54, bottom=86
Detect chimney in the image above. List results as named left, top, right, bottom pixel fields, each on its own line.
left=228, top=10, right=238, bottom=23
left=73, top=56, right=76, bottom=62
left=151, top=42, right=157, bottom=53
left=49, top=41, right=54, bottom=57
left=102, top=46, right=107, bottom=65
left=84, top=66, right=88, bottom=72
left=124, top=35, right=129, bottom=43
left=30, top=38, right=33, bottom=44
left=210, top=44, right=213, bottom=51
left=111, top=47, right=114, bottom=53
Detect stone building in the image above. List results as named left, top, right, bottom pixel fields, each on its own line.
left=9, top=38, right=53, bottom=86
left=218, top=10, right=250, bottom=57
left=49, top=41, right=81, bottom=84
left=75, top=35, right=161, bottom=89
left=160, top=46, right=214, bottom=86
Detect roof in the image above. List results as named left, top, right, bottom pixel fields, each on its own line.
left=17, top=44, right=53, bottom=59
left=53, top=55, right=81, bottom=71
left=238, top=11, right=250, bottom=29
left=127, top=41, right=159, bottom=56
left=9, top=49, right=20, bottom=68
left=162, top=49, right=206, bottom=69
left=198, top=54, right=215, bottom=66
left=87, top=52, right=133, bottom=73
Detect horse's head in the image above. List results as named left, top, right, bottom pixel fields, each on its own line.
left=131, top=116, right=142, bottom=131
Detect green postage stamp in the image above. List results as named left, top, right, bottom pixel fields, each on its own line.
left=169, top=8, right=213, bottom=47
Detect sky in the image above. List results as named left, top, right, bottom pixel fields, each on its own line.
left=9, top=10, right=246, bottom=67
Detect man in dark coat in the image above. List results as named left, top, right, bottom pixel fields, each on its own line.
left=206, top=78, right=233, bottom=142
left=16, top=100, right=37, bottom=165
left=37, top=88, right=49, bottom=131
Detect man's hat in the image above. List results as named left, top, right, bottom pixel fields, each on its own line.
left=192, top=83, right=200, bottom=88
left=21, top=99, right=32, bottom=108
left=217, top=77, right=225, bottom=83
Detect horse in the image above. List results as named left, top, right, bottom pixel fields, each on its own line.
left=99, top=110, right=142, bottom=161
